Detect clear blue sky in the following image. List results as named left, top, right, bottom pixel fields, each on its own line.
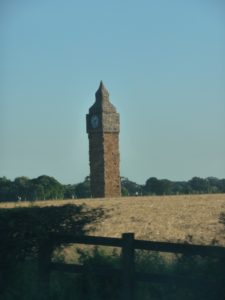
left=1, top=0, right=225, bottom=184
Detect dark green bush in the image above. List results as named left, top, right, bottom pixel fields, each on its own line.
left=73, top=247, right=121, bottom=300
left=52, top=248, right=225, bottom=300
left=0, top=246, right=224, bottom=300
left=135, top=251, right=224, bottom=300
left=0, top=204, right=104, bottom=298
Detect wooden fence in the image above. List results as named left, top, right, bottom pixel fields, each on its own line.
left=38, top=233, right=225, bottom=300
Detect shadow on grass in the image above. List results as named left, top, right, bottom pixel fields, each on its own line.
left=0, top=204, right=104, bottom=299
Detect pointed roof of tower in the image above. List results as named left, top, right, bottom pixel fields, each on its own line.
left=98, top=80, right=107, bottom=93
left=89, top=81, right=117, bottom=114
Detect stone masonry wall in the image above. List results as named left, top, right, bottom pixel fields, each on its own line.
left=88, top=133, right=105, bottom=197
left=88, top=132, right=121, bottom=197
left=103, top=133, right=121, bottom=197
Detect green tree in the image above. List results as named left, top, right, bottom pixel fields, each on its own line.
left=171, top=181, right=192, bottom=195
left=30, top=175, right=64, bottom=200
left=143, top=177, right=160, bottom=195
left=14, top=176, right=31, bottom=201
left=143, top=178, right=173, bottom=195
left=121, top=177, right=142, bottom=196
left=64, top=184, right=77, bottom=199
left=75, top=177, right=91, bottom=198
left=206, top=177, right=220, bottom=193
left=188, top=177, right=209, bottom=194
left=0, top=177, right=13, bottom=202
left=159, top=179, right=172, bottom=195
left=218, top=179, right=225, bottom=193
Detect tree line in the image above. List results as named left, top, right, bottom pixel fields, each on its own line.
left=0, top=175, right=225, bottom=202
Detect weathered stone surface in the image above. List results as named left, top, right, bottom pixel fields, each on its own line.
left=89, top=81, right=117, bottom=114
left=103, top=133, right=120, bottom=197
left=86, top=112, right=120, bottom=133
left=86, top=82, right=121, bottom=198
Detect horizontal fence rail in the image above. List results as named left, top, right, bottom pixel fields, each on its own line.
left=134, top=239, right=225, bottom=258
left=38, top=233, right=225, bottom=300
left=49, top=233, right=123, bottom=248
left=49, top=232, right=225, bottom=257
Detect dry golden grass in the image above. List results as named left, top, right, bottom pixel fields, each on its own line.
left=1, top=194, right=225, bottom=247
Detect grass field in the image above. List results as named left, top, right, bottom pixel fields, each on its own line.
left=1, top=194, right=225, bottom=247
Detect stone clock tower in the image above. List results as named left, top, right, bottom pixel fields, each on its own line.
left=86, top=81, right=121, bottom=198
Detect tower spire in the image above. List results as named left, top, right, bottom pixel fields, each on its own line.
left=95, top=80, right=109, bottom=100
left=89, top=81, right=116, bottom=114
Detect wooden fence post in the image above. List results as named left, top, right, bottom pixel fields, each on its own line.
left=121, top=233, right=135, bottom=300
left=38, top=239, right=53, bottom=300
left=221, top=256, right=225, bottom=299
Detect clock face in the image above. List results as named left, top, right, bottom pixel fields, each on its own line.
left=91, top=115, right=99, bottom=129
